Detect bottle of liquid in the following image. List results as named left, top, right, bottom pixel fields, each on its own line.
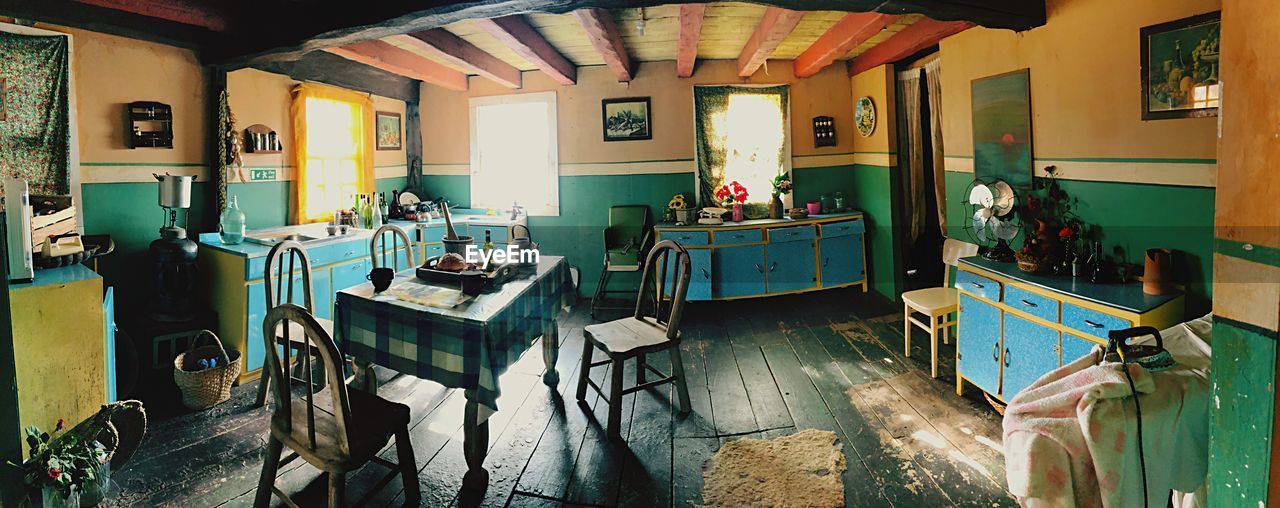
left=389, top=190, right=403, bottom=219
left=219, top=196, right=246, bottom=244
left=371, top=194, right=384, bottom=229
left=361, top=194, right=375, bottom=229
left=482, top=229, right=494, bottom=268
left=379, top=192, right=389, bottom=221
left=1088, top=241, right=1106, bottom=283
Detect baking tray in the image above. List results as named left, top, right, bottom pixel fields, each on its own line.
left=416, top=256, right=521, bottom=292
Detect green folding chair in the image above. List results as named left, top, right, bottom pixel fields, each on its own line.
left=591, top=205, right=653, bottom=320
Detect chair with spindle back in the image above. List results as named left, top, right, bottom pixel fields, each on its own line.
left=577, top=240, right=693, bottom=439
left=253, top=304, right=420, bottom=508
left=369, top=224, right=415, bottom=271
left=253, top=240, right=334, bottom=408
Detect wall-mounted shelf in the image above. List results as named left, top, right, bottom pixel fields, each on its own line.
left=129, top=102, right=173, bottom=149
left=244, top=124, right=282, bottom=154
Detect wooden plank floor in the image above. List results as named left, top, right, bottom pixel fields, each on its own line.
left=104, top=288, right=1015, bottom=507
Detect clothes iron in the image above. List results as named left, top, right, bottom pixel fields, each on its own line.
left=1104, top=326, right=1176, bottom=372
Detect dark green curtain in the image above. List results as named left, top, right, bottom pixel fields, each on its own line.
left=693, top=85, right=789, bottom=211
left=0, top=32, right=69, bottom=197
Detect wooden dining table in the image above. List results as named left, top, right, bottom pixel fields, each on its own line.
left=333, top=255, right=574, bottom=487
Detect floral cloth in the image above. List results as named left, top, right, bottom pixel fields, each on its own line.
left=0, top=32, right=70, bottom=198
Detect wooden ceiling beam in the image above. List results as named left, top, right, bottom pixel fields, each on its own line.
left=848, top=18, right=973, bottom=76
left=392, top=29, right=523, bottom=88
left=473, top=15, right=576, bottom=86
left=676, top=4, right=706, bottom=78
left=72, top=0, right=228, bottom=32
left=737, top=7, right=805, bottom=78
left=794, top=12, right=899, bottom=78
left=324, top=40, right=469, bottom=92
left=573, top=8, right=633, bottom=82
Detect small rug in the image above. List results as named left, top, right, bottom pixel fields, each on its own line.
left=700, top=429, right=846, bottom=507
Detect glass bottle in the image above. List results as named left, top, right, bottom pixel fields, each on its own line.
left=371, top=194, right=384, bottom=229
left=1088, top=241, right=1105, bottom=283
left=219, top=196, right=246, bottom=245
left=361, top=194, right=375, bottom=229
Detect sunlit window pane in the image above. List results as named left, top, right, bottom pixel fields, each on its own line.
left=723, top=93, right=785, bottom=206
left=470, top=93, right=559, bottom=215
left=304, top=97, right=361, bottom=221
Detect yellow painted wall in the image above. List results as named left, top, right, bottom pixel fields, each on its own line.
left=849, top=64, right=897, bottom=161
left=421, top=59, right=855, bottom=171
left=938, top=0, right=1220, bottom=182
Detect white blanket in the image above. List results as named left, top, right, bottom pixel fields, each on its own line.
left=1002, top=315, right=1212, bottom=507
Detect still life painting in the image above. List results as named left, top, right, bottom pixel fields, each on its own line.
left=602, top=97, right=651, bottom=141
left=376, top=111, right=401, bottom=150
left=971, top=69, right=1033, bottom=189
left=1141, top=11, right=1220, bottom=120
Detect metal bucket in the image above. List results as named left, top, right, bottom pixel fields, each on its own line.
left=442, top=236, right=474, bottom=256
left=155, top=173, right=196, bottom=209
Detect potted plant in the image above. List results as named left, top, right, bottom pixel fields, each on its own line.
left=15, top=418, right=111, bottom=507
left=770, top=174, right=792, bottom=220
left=715, top=181, right=749, bottom=222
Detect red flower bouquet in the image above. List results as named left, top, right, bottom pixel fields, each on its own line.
left=715, top=181, right=749, bottom=205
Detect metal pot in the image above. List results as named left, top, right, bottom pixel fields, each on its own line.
left=154, top=173, right=196, bottom=209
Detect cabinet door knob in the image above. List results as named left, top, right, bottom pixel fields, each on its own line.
left=991, top=342, right=999, bottom=362
left=823, top=257, right=829, bottom=267
left=700, top=268, right=711, bottom=279
left=768, top=262, right=777, bottom=272
left=754, top=263, right=763, bottom=273
left=969, top=281, right=985, bottom=289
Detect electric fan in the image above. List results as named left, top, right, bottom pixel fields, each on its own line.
left=962, top=179, right=1019, bottom=262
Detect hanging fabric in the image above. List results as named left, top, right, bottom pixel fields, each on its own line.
left=693, top=85, right=789, bottom=212
left=923, top=59, right=948, bottom=236
left=0, top=31, right=70, bottom=197
left=290, top=82, right=375, bottom=224
left=896, top=68, right=926, bottom=243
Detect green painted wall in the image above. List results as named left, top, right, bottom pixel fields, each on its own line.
left=1207, top=319, right=1276, bottom=506
left=81, top=176, right=406, bottom=315
left=423, top=167, right=901, bottom=300
left=943, top=171, right=1216, bottom=315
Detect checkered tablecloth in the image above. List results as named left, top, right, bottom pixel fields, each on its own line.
left=335, top=256, right=573, bottom=419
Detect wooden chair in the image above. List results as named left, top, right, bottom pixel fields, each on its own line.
left=591, top=205, right=653, bottom=320
left=578, top=240, right=692, bottom=439
left=369, top=224, right=415, bottom=270
left=254, top=240, right=334, bottom=408
left=902, top=238, right=980, bottom=378
left=254, top=304, right=420, bottom=508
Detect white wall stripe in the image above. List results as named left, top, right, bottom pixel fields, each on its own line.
left=82, top=164, right=408, bottom=184
left=944, top=156, right=1216, bottom=188
left=423, top=154, right=891, bottom=177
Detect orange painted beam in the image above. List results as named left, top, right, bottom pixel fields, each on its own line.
left=394, top=29, right=523, bottom=88
left=848, top=18, right=973, bottom=76
left=737, top=7, right=805, bottom=78
left=324, top=40, right=468, bottom=92
left=573, top=8, right=633, bottom=82
left=676, top=4, right=707, bottom=78
left=74, top=0, right=227, bottom=31
left=473, top=15, right=576, bottom=85
left=794, top=12, right=900, bottom=78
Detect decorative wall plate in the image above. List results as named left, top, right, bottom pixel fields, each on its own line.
left=854, top=96, right=876, bottom=137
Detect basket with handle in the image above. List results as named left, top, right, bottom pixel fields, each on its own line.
left=173, top=330, right=241, bottom=410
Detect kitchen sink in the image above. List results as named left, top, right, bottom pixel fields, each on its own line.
left=243, top=232, right=323, bottom=246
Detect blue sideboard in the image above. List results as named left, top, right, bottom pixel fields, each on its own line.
left=653, top=212, right=867, bottom=301
left=955, top=257, right=1185, bottom=401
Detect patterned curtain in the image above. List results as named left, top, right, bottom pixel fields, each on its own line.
left=924, top=59, right=948, bottom=236
left=0, top=32, right=69, bottom=198
left=694, top=85, right=789, bottom=212
left=896, top=68, right=926, bottom=243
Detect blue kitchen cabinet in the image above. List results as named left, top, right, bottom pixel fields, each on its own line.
left=765, top=240, right=816, bottom=293
left=103, top=287, right=117, bottom=402
left=1060, top=333, right=1100, bottom=365
left=1001, top=314, right=1061, bottom=397
left=818, top=234, right=865, bottom=286
left=957, top=294, right=1002, bottom=395
left=663, top=248, right=712, bottom=301
left=332, top=259, right=371, bottom=293
left=245, top=269, right=331, bottom=370
left=713, top=244, right=766, bottom=298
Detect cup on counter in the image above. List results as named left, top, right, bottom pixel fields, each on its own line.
left=806, top=201, right=822, bottom=215
left=368, top=267, right=395, bottom=292
left=459, top=270, right=485, bottom=296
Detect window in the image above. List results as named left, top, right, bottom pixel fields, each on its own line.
left=694, top=85, right=790, bottom=209
left=302, top=96, right=362, bottom=221
left=469, top=92, right=559, bottom=216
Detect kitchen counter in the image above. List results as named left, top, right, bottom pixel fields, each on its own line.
left=958, top=256, right=1180, bottom=314
left=654, top=211, right=864, bottom=231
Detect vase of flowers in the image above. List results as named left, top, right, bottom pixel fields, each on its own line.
left=17, top=418, right=111, bottom=508
left=1016, top=166, right=1091, bottom=275
left=716, top=181, right=749, bottom=222
left=770, top=173, right=792, bottom=220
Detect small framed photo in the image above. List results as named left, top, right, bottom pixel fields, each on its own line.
left=376, top=111, right=402, bottom=150
left=1140, top=11, right=1221, bottom=120
left=601, top=97, right=651, bottom=142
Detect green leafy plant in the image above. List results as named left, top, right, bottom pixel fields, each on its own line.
left=771, top=173, right=792, bottom=196
left=16, top=418, right=109, bottom=501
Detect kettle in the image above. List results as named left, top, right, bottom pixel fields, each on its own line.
left=510, top=224, right=538, bottom=267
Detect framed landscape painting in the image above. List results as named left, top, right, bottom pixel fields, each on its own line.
left=602, top=97, right=651, bottom=141
left=971, top=69, right=1033, bottom=190
left=1141, top=11, right=1220, bottom=120
left=376, top=111, right=402, bottom=150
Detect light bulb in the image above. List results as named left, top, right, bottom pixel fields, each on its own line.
left=636, top=8, right=646, bottom=35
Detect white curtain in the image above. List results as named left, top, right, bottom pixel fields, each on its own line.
left=896, top=69, right=926, bottom=243
left=924, top=59, right=947, bottom=236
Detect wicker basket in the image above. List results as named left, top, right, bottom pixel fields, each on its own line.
left=173, top=330, right=241, bottom=410
left=1014, top=251, right=1057, bottom=274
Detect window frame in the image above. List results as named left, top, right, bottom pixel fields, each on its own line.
left=468, top=91, right=560, bottom=217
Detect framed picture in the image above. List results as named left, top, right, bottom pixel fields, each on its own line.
left=601, top=97, right=651, bottom=141
left=376, top=111, right=402, bottom=150
left=1140, top=11, right=1220, bottom=120
left=971, top=69, right=1033, bottom=190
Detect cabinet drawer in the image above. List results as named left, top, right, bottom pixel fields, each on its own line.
left=245, top=239, right=367, bottom=280
left=1004, top=285, right=1059, bottom=323
left=659, top=230, right=710, bottom=246
left=955, top=270, right=1001, bottom=301
left=423, top=223, right=469, bottom=243
left=767, top=225, right=817, bottom=243
left=819, top=220, right=865, bottom=238
left=1061, top=303, right=1131, bottom=339
left=332, top=259, right=370, bottom=293
left=422, top=243, right=444, bottom=260
left=712, top=229, right=763, bottom=246
left=469, top=223, right=509, bottom=244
